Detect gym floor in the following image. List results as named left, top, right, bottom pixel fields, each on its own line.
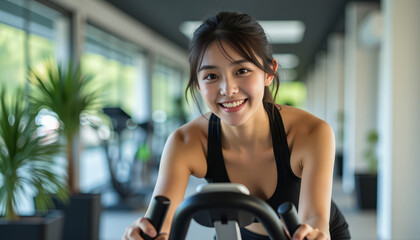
left=100, top=176, right=377, bottom=240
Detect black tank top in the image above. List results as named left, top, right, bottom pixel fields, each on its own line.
left=205, top=103, right=350, bottom=239
left=205, top=103, right=301, bottom=210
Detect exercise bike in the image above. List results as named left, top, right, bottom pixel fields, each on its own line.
left=141, top=183, right=302, bottom=240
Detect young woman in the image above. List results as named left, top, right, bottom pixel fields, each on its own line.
left=123, top=12, right=350, bottom=240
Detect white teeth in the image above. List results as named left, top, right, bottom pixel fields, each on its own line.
left=221, top=100, right=245, bottom=108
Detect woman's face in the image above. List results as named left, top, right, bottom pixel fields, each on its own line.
left=197, top=41, right=275, bottom=126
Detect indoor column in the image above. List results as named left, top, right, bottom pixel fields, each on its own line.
left=342, top=2, right=380, bottom=192
left=377, top=0, right=420, bottom=238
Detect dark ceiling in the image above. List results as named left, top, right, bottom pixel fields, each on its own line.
left=104, top=0, right=379, bottom=81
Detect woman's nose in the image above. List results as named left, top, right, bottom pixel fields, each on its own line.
left=219, top=77, right=238, bottom=96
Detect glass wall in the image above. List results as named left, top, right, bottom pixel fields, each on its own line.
left=0, top=0, right=70, bottom=214
left=80, top=24, right=151, bottom=193
left=152, top=58, right=184, bottom=121
left=83, top=24, right=148, bottom=122
left=0, top=0, right=69, bottom=94
left=150, top=58, right=186, bottom=158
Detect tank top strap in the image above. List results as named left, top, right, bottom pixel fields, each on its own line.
left=264, top=103, right=301, bottom=210
left=205, top=114, right=230, bottom=182
left=267, top=103, right=301, bottom=183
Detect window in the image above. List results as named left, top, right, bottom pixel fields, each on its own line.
left=81, top=24, right=149, bottom=193
left=82, top=24, right=148, bottom=122
left=0, top=0, right=69, bottom=94
left=152, top=58, right=183, bottom=118
left=150, top=58, right=186, bottom=158
left=0, top=0, right=69, bottom=215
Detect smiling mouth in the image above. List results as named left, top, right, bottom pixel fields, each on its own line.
left=218, top=99, right=248, bottom=108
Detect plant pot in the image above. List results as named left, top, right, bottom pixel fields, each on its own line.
left=53, top=193, right=102, bottom=240
left=0, top=210, right=64, bottom=240
left=355, top=173, right=377, bottom=210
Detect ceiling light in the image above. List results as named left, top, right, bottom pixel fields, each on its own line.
left=259, top=21, right=305, bottom=44
left=273, top=54, right=300, bottom=69
left=180, top=20, right=305, bottom=44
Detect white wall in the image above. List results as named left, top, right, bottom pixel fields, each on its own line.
left=377, top=0, right=420, bottom=238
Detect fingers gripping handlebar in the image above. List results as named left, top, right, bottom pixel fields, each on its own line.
left=278, top=202, right=302, bottom=238
left=140, top=196, right=170, bottom=240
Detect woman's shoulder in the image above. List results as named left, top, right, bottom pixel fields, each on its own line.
left=277, top=105, right=335, bottom=171
left=276, top=104, right=333, bottom=139
left=171, top=112, right=211, bottom=142
left=165, top=113, right=212, bottom=177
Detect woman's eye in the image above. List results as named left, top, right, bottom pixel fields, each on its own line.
left=236, top=68, right=250, bottom=75
left=204, top=73, right=218, bottom=80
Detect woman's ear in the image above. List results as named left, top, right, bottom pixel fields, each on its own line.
left=265, top=59, right=278, bottom=86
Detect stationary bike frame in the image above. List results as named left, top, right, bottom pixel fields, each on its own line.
left=170, top=183, right=300, bottom=240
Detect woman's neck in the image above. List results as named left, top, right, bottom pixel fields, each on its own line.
left=220, top=104, right=272, bottom=152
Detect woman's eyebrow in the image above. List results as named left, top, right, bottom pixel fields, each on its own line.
left=198, top=59, right=250, bottom=72
left=231, top=59, right=250, bottom=65
left=198, top=65, right=218, bottom=72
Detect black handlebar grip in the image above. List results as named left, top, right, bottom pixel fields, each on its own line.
left=278, top=202, right=301, bottom=237
left=140, top=195, right=171, bottom=240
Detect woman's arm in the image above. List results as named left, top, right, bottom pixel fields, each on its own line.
left=146, top=130, right=194, bottom=233
left=295, top=120, right=335, bottom=240
left=123, top=126, right=206, bottom=240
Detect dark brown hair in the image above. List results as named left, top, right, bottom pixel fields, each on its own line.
left=185, top=12, right=280, bottom=112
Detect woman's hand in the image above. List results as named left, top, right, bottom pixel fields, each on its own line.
left=122, top=217, right=168, bottom=240
left=292, top=223, right=329, bottom=240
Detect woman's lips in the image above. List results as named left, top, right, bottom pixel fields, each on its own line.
left=218, top=99, right=248, bottom=112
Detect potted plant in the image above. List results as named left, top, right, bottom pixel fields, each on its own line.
left=0, top=86, right=67, bottom=240
left=355, top=130, right=379, bottom=210
left=28, top=59, right=103, bottom=240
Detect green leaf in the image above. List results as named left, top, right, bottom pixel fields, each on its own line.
left=27, top=59, right=103, bottom=193
left=0, top=85, right=68, bottom=220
